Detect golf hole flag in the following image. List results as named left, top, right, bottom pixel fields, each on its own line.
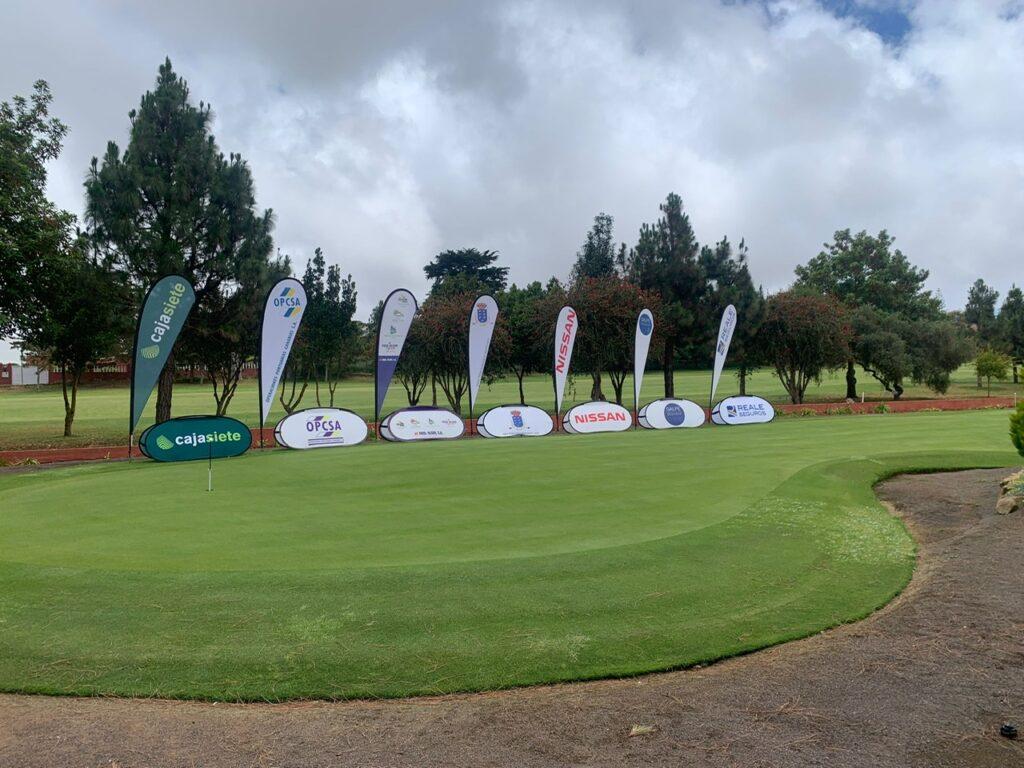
left=259, top=278, right=307, bottom=432
left=130, top=275, right=195, bottom=435
left=553, top=305, right=578, bottom=416
left=468, top=294, right=499, bottom=417
left=709, top=304, right=737, bottom=407
left=634, top=308, right=654, bottom=413
left=375, top=288, right=418, bottom=424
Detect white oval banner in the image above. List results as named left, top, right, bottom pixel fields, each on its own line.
left=380, top=407, right=466, bottom=442
left=638, top=398, right=706, bottom=429
left=711, top=395, right=775, bottom=425
left=562, top=401, right=632, bottom=434
left=274, top=407, right=368, bottom=449
left=477, top=405, right=554, bottom=438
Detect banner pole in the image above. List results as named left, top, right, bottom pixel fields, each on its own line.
left=128, top=433, right=133, bottom=462
left=207, top=442, right=213, bottom=492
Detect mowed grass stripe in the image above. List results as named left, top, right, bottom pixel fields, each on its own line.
left=0, top=410, right=1014, bottom=700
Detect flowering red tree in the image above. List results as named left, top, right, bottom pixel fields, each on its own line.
left=757, top=291, right=850, bottom=403
left=418, top=291, right=511, bottom=414
left=569, top=277, right=663, bottom=403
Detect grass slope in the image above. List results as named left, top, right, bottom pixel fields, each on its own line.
left=0, top=364, right=1017, bottom=450
left=0, top=410, right=1015, bottom=700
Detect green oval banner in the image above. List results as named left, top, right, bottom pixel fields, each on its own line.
left=138, top=415, right=252, bottom=462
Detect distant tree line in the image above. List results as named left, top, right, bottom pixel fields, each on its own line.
left=0, top=62, right=1007, bottom=439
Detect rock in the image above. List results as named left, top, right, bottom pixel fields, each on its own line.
left=996, top=494, right=1022, bottom=515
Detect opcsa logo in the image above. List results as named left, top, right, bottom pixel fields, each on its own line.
left=273, top=285, right=302, bottom=318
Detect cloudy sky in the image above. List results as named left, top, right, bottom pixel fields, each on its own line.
left=2, top=0, right=1022, bottom=359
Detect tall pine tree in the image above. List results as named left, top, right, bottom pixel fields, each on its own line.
left=85, top=59, right=274, bottom=423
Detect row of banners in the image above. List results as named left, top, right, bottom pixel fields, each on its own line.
left=128, top=277, right=772, bottom=462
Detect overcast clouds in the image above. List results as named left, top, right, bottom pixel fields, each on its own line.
left=2, top=0, right=1023, bottom=358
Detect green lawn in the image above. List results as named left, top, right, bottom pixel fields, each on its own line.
left=0, top=364, right=1019, bottom=450
left=0, top=409, right=1015, bottom=700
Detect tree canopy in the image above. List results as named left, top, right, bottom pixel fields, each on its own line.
left=85, top=58, right=275, bottom=422
left=424, top=248, right=509, bottom=295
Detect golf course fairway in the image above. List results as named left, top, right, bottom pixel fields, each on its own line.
left=0, top=409, right=1015, bottom=701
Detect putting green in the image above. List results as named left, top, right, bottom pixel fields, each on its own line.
left=0, top=410, right=1014, bottom=700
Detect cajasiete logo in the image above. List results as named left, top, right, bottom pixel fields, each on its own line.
left=140, top=415, right=252, bottom=462
left=145, top=280, right=187, bottom=354
left=273, top=285, right=302, bottom=318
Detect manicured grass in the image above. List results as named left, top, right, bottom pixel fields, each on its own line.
left=0, top=364, right=1019, bottom=450
left=0, top=409, right=1014, bottom=700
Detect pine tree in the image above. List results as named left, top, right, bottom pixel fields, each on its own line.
left=85, top=59, right=274, bottom=423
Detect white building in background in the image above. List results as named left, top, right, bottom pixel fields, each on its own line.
left=0, top=363, right=49, bottom=386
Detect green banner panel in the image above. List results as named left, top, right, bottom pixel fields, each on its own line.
left=138, top=415, right=252, bottom=462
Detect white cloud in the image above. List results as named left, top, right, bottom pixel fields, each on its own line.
left=2, top=0, right=1023, bottom=361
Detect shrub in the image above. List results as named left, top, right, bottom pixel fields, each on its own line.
left=1010, top=402, right=1024, bottom=458
left=874, top=403, right=890, bottom=414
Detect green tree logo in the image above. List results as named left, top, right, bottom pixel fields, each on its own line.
left=141, top=344, right=160, bottom=359
left=155, top=435, right=173, bottom=450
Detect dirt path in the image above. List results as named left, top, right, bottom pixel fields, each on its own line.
left=1, top=468, right=1022, bottom=767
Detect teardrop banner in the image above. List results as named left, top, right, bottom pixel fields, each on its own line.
left=129, top=275, right=196, bottom=443
left=633, top=308, right=654, bottom=427
left=467, top=294, right=499, bottom=433
left=709, top=303, right=737, bottom=411
left=552, top=305, right=578, bottom=429
left=258, top=277, right=308, bottom=445
left=374, top=289, right=418, bottom=433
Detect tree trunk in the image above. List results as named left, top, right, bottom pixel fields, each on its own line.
left=977, top=370, right=982, bottom=388
left=590, top=372, right=605, bottom=401
left=516, top=369, right=526, bottom=404
left=431, top=373, right=437, bottom=406
left=61, top=366, right=80, bottom=437
left=155, top=352, right=175, bottom=423
left=662, top=339, right=675, bottom=398
left=739, top=363, right=747, bottom=396
left=893, top=381, right=904, bottom=400
left=845, top=359, right=857, bottom=400
left=1013, top=362, right=1019, bottom=384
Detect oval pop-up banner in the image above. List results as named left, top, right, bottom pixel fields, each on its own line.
left=638, top=398, right=706, bottom=429
left=711, top=395, right=776, bottom=425
left=139, top=415, right=252, bottom=462
left=476, top=404, right=554, bottom=438
left=274, top=408, right=368, bottom=449
left=379, top=406, right=465, bottom=442
left=562, top=401, right=632, bottom=434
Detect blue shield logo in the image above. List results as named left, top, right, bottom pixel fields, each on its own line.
left=511, top=409, right=524, bottom=428
left=477, top=303, right=488, bottom=323
left=664, top=402, right=685, bottom=426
